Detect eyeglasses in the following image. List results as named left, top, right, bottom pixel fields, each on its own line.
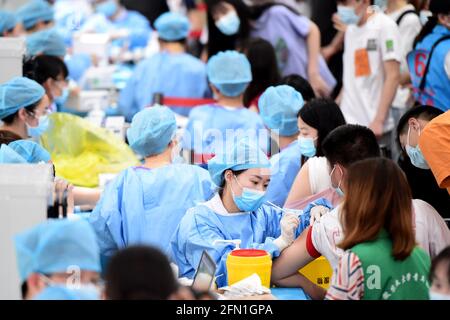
left=27, top=109, right=50, bottom=119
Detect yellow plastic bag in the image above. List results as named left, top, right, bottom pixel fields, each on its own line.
left=41, top=113, right=138, bottom=187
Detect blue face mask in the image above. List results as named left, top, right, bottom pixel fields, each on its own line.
left=215, top=11, right=241, bottom=36
left=330, top=165, right=345, bottom=197
left=27, top=115, right=50, bottom=137
left=405, top=126, right=430, bottom=170
left=337, top=5, right=362, bottom=25
left=231, top=175, right=266, bottom=212
left=374, top=0, right=387, bottom=9
left=96, top=0, right=118, bottom=18
left=54, top=88, right=70, bottom=109
left=298, top=136, right=317, bottom=158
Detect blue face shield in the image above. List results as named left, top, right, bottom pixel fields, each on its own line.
left=215, top=11, right=241, bottom=36
left=405, top=126, right=430, bottom=170
left=96, top=0, right=118, bottom=18
left=337, top=5, right=362, bottom=25
left=298, top=136, right=317, bottom=158
left=230, top=175, right=266, bottom=212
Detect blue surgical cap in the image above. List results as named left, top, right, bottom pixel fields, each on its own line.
left=154, top=12, right=190, bottom=41
left=0, top=144, right=27, bottom=163
left=17, top=0, right=54, bottom=30
left=0, top=77, right=45, bottom=120
left=127, top=106, right=177, bottom=157
left=9, top=140, right=51, bottom=163
left=259, top=85, right=305, bottom=136
left=26, top=28, right=67, bottom=57
left=15, top=219, right=101, bottom=282
left=34, top=286, right=99, bottom=300
left=208, top=136, right=270, bottom=186
left=0, top=11, right=18, bottom=34
left=207, top=51, right=252, bottom=97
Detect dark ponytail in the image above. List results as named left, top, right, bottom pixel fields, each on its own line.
left=413, top=15, right=438, bottom=48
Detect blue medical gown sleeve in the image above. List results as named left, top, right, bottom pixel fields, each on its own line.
left=89, top=173, right=125, bottom=258
left=89, top=169, right=146, bottom=257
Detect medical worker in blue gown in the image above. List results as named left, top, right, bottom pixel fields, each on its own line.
left=182, top=51, right=268, bottom=165
left=0, top=140, right=51, bottom=164
left=81, top=0, right=151, bottom=51
left=119, top=12, right=209, bottom=121
left=89, top=106, right=216, bottom=258
left=0, top=10, right=22, bottom=37
left=18, top=0, right=91, bottom=88
left=16, top=0, right=55, bottom=34
left=170, top=137, right=311, bottom=288
left=15, top=219, right=101, bottom=300
left=258, top=85, right=304, bottom=207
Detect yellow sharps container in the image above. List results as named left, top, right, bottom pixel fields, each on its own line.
left=226, top=249, right=272, bottom=288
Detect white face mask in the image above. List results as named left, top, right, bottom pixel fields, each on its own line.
left=429, top=290, right=450, bottom=300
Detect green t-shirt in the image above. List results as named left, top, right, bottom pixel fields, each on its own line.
left=351, top=229, right=431, bottom=300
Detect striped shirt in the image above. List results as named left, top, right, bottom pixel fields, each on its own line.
left=325, top=251, right=365, bottom=300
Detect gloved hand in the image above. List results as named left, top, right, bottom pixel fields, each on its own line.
left=303, top=198, right=334, bottom=226
left=310, top=205, right=331, bottom=225
left=273, top=213, right=299, bottom=252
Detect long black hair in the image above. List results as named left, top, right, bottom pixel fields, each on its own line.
left=241, top=38, right=281, bottom=107
left=205, top=0, right=251, bottom=58
left=414, top=16, right=439, bottom=48
left=297, top=98, right=346, bottom=157
left=23, top=55, right=68, bottom=85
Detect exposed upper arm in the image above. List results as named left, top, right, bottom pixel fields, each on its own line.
left=285, top=160, right=312, bottom=206
left=383, top=59, right=401, bottom=78
left=271, top=227, right=314, bottom=284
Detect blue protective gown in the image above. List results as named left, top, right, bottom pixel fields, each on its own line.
left=89, top=164, right=216, bottom=258
left=182, top=105, right=269, bottom=157
left=119, top=51, right=209, bottom=121
left=170, top=195, right=310, bottom=288
left=265, top=140, right=302, bottom=207
left=81, top=10, right=151, bottom=50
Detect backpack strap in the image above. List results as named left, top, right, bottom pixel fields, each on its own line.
left=419, top=35, right=450, bottom=91
left=395, top=10, right=418, bottom=25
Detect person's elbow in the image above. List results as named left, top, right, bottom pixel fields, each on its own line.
left=270, top=264, right=286, bottom=287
